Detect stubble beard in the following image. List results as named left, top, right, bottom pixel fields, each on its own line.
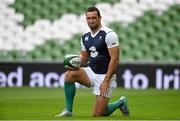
left=89, top=24, right=100, bottom=32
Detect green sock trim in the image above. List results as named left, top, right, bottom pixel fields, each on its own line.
left=64, top=81, right=75, bottom=112
left=105, top=100, right=124, bottom=116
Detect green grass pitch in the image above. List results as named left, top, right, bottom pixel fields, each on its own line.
left=0, top=87, right=180, bottom=120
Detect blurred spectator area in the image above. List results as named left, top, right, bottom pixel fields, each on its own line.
left=0, top=0, right=179, bottom=63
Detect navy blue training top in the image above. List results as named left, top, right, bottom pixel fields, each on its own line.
left=81, top=26, right=119, bottom=74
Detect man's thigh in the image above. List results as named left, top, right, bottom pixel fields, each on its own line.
left=93, top=95, right=109, bottom=116
left=65, top=68, right=92, bottom=87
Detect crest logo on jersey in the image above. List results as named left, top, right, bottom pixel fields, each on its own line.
left=99, top=36, right=102, bottom=40
left=85, top=36, right=88, bottom=41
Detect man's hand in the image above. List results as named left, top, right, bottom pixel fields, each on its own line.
left=100, top=80, right=109, bottom=96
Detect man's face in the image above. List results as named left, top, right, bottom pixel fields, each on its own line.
left=86, top=11, right=101, bottom=30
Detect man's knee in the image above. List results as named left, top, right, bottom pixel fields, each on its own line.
left=92, top=110, right=106, bottom=117
left=65, top=70, right=81, bottom=81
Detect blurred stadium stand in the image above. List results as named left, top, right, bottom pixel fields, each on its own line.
left=0, top=0, right=179, bottom=63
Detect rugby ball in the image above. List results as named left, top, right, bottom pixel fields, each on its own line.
left=63, top=54, right=81, bottom=70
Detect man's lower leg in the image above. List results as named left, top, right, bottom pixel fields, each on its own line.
left=105, top=100, right=124, bottom=116
left=64, top=81, right=76, bottom=112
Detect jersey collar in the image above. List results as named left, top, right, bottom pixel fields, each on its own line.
left=90, top=26, right=103, bottom=38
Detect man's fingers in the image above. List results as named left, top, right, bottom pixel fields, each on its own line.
left=100, top=87, right=107, bottom=96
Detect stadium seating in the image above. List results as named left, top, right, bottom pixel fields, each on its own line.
left=0, top=0, right=179, bottom=63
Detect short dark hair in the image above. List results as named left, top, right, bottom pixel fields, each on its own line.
left=86, top=6, right=101, bottom=17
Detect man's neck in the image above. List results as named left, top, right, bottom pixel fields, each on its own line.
left=91, top=25, right=102, bottom=35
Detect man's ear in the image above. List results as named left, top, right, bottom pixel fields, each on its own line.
left=99, top=16, right=102, bottom=20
